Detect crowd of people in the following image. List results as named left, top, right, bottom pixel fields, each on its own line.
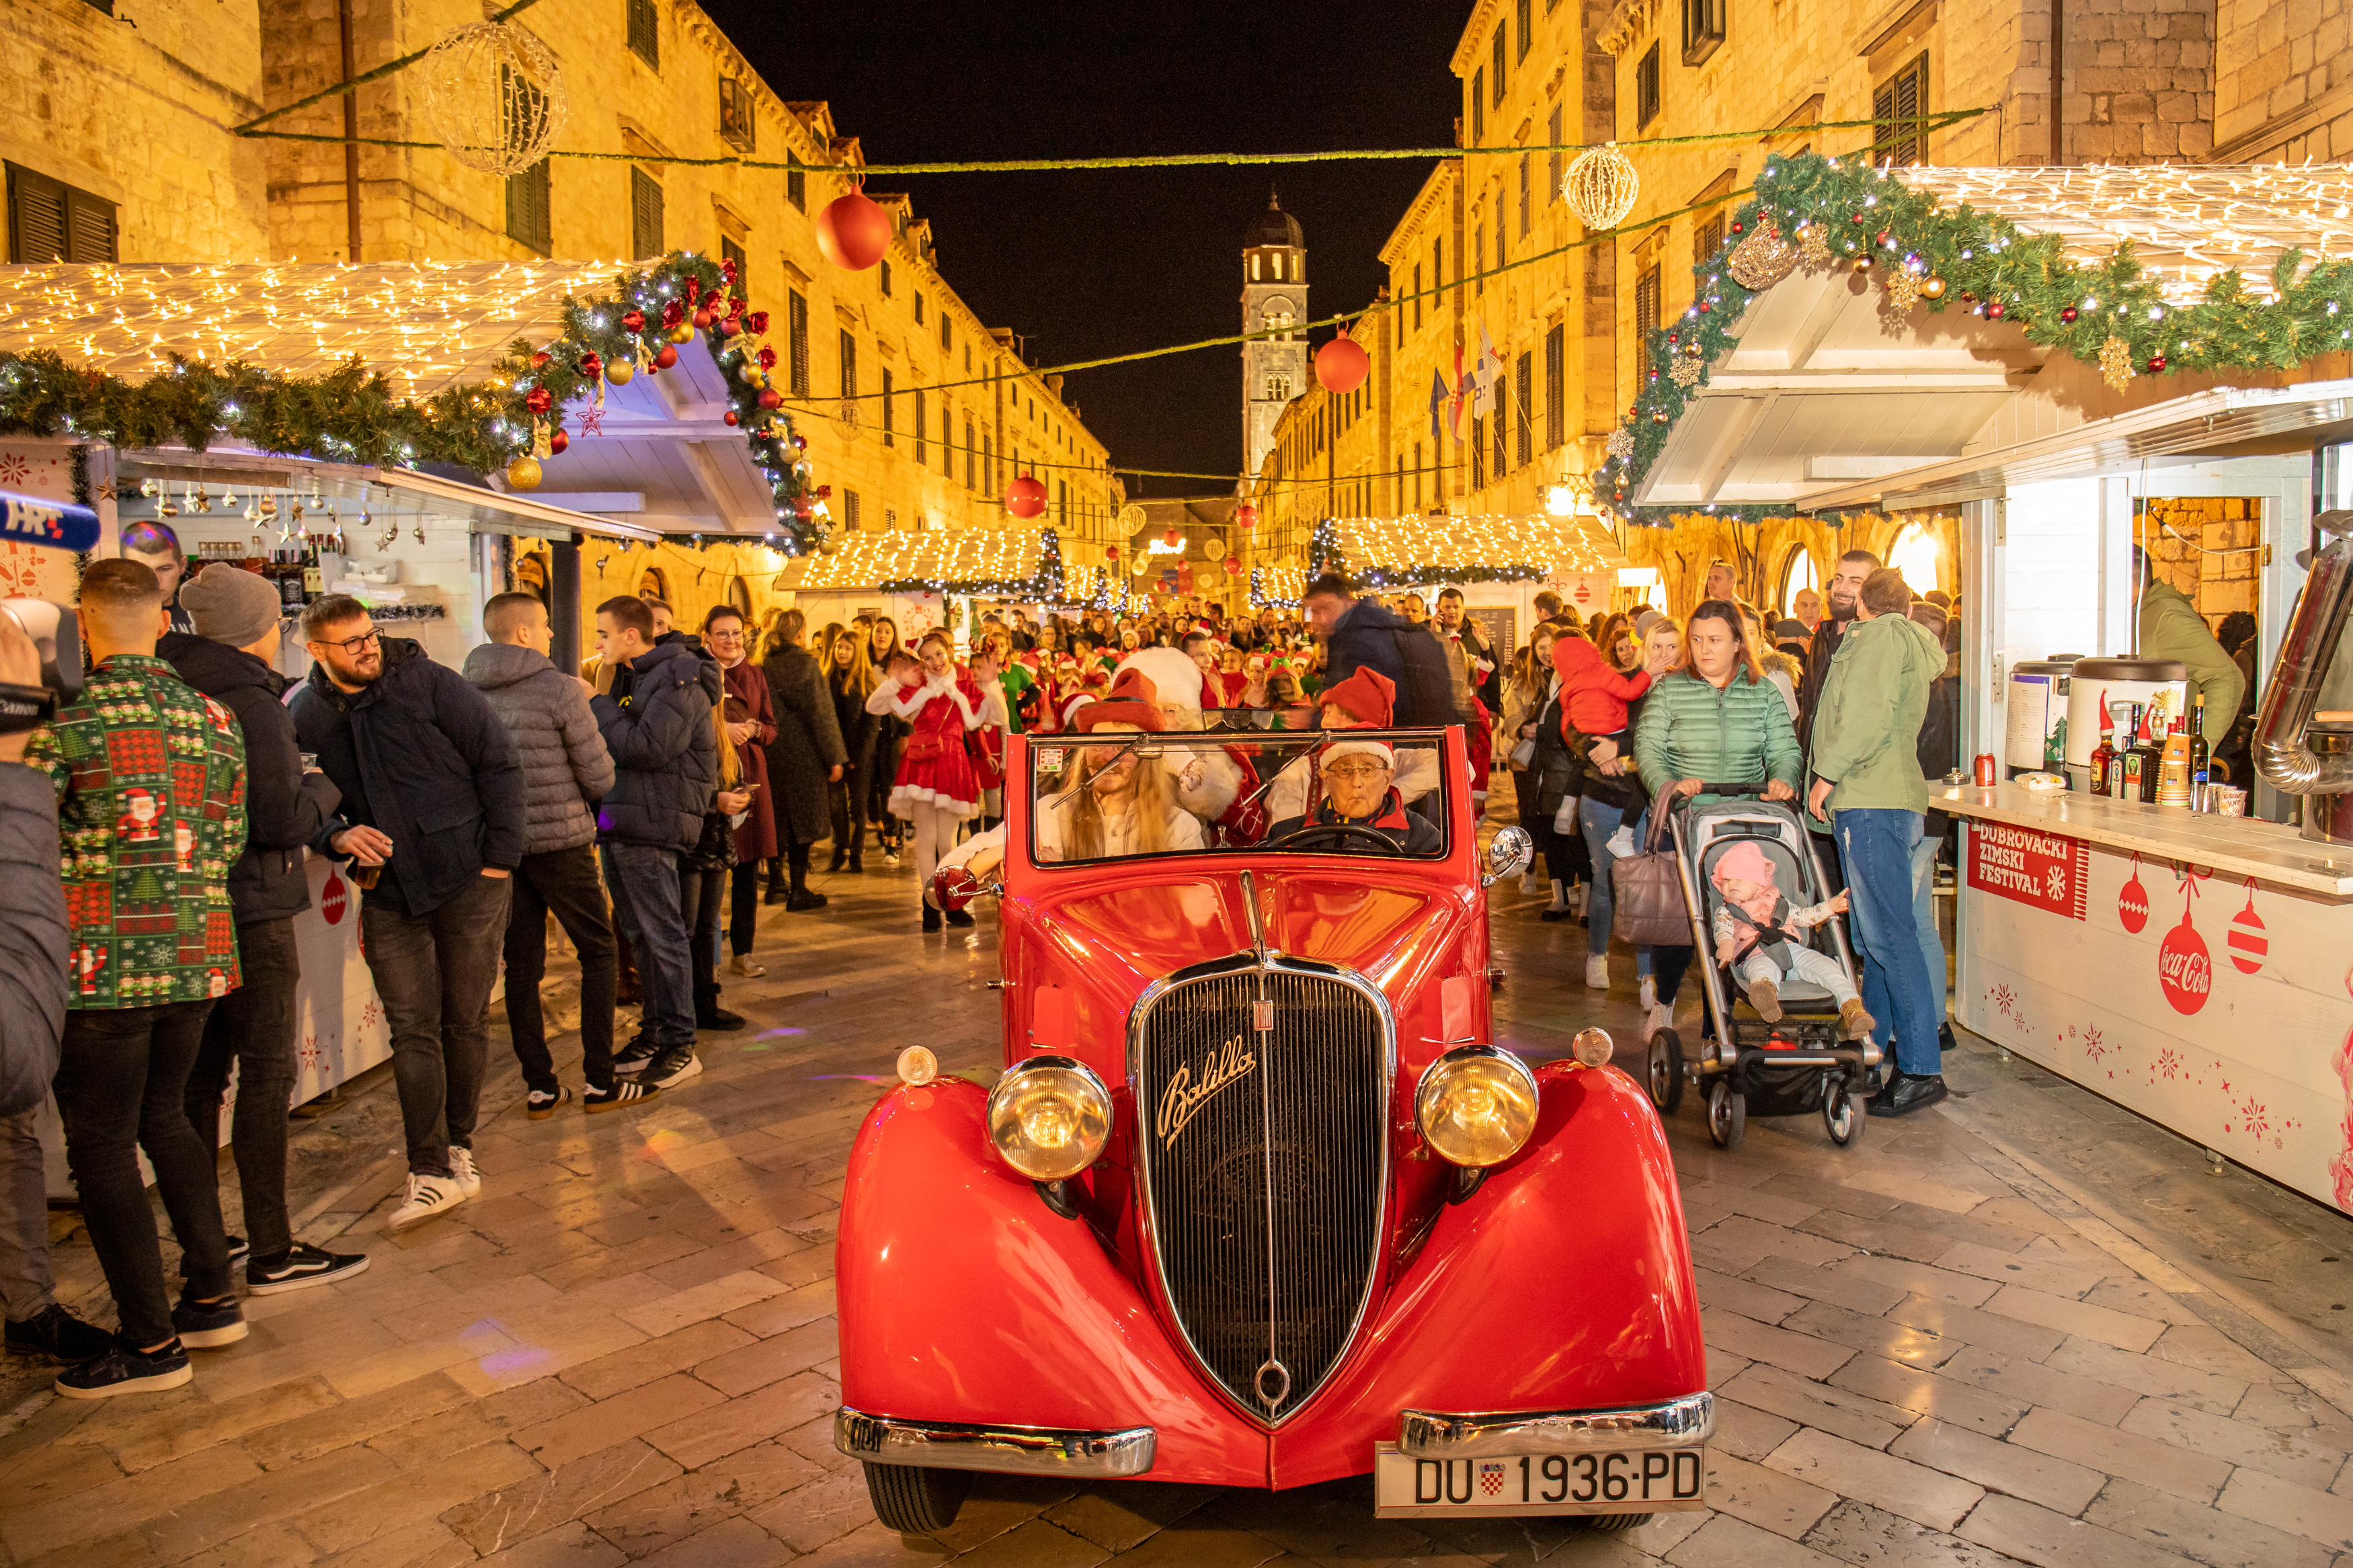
left=0, top=529, right=1981, bottom=1402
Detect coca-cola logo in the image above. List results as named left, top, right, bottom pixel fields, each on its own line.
left=2119, top=873, right=2149, bottom=934
left=2159, top=916, right=2210, bottom=1014
left=319, top=870, right=348, bottom=925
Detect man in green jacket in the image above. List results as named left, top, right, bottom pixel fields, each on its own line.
left=1806, top=567, right=1950, bottom=1118
left=2135, top=546, right=2241, bottom=746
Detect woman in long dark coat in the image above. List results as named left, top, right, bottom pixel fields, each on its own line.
left=705, top=606, right=778, bottom=973
left=762, top=607, right=847, bottom=910
left=826, top=626, right=881, bottom=872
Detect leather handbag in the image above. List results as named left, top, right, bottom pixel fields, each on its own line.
left=1610, top=807, right=1695, bottom=947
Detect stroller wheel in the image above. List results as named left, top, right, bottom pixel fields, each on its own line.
left=1706, top=1079, right=1746, bottom=1151
left=1823, top=1078, right=1864, bottom=1147
left=1646, top=1028, right=1685, bottom=1115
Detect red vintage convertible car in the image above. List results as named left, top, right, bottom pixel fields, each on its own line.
left=833, top=729, right=1710, bottom=1532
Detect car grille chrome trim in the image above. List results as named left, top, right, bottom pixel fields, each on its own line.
left=1399, top=1393, right=1716, bottom=1456
left=833, top=1407, right=1156, bottom=1477
left=1129, top=950, right=1396, bottom=1428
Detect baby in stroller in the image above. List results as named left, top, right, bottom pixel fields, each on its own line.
left=1708, top=841, right=1876, bottom=1041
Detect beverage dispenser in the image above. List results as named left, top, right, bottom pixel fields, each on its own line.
left=2063, top=657, right=2188, bottom=790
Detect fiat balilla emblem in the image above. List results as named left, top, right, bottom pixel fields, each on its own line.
left=1156, top=1035, right=1257, bottom=1143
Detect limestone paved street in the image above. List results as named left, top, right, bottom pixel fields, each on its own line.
left=7, top=848, right=2353, bottom=1568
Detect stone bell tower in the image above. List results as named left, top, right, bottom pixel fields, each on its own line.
left=1241, top=191, right=1307, bottom=481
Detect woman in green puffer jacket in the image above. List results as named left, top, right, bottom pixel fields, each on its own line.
left=1628, top=600, right=1804, bottom=1038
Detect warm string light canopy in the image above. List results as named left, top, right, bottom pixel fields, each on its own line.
left=787, top=524, right=1060, bottom=595
left=1315, top=512, right=1620, bottom=585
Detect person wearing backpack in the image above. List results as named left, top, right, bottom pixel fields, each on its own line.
left=1302, top=574, right=1458, bottom=729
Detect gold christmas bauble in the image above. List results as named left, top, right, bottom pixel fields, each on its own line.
left=506, top=456, right=543, bottom=491
left=668, top=323, right=695, bottom=344
left=1919, top=276, right=1948, bottom=300
left=739, top=362, right=763, bottom=384
left=606, top=359, right=637, bottom=386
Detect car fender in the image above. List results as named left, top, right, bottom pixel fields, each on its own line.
left=1271, top=1062, right=1707, bottom=1487
left=834, top=1077, right=1268, bottom=1485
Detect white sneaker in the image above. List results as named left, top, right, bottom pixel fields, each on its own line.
left=388, top=1171, right=467, bottom=1231
left=448, top=1147, right=481, bottom=1200
left=1585, top=954, right=1611, bottom=989
left=1518, top=872, right=1540, bottom=897
left=1607, top=825, right=1638, bottom=858
left=729, top=954, right=766, bottom=979
left=1646, top=1001, right=1675, bottom=1041
left=1638, top=976, right=1658, bottom=1012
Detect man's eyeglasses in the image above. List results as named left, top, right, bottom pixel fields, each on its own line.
left=315, top=628, right=381, bottom=655
left=1324, top=761, right=1391, bottom=780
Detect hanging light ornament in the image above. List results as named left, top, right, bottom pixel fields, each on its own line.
left=816, top=185, right=893, bottom=270
left=1006, top=472, right=1047, bottom=519
left=1314, top=327, right=1370, bottom=394
left=1562, top=144, right=1639, bottom=231
left=1233, top=503, right=1258, bottom=530
left=416, top=5, right=567, bottom=177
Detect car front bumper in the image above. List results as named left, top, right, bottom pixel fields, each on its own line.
left=835, top=1407, right=1156, bottom=1478
left=1399, top=1393, right=1714, bottom=1457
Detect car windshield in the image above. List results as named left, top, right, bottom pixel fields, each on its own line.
left=1023, top=729, right=1451, bottom=866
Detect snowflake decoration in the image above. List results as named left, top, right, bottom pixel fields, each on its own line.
left=1605, top=427, right=1634, bottom=461
left=2151, top=1047, right=2185, bottom=1082
left=0, top=455, right=28, bottom=487
left=1798, top=224, right=1833, bottom=267
left=1884, top=265, right=1923, bottom=313
left=2098, top=335, right=2135, bottom=392
left=1989, top=984, right=2018, bottom=1018
left=1669, top=356, right=1704, bottom=388
left=2082, top=1026, right=2114, bottom=1063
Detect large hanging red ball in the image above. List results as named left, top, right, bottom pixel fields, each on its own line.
left=1164, top=528, right=1181, bottom=546
left=1006, top=472, right=1048, bottom=519
left=1224, top=557, right=1242, bottom=576
left=1314, top=333, right=1371, bottom=395
left=1233, top=504, right=1258, bottom=530
left=816, top=190, right=893, bottom=271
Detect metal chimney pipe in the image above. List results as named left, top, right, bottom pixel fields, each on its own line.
left=2253, top=512, right=2353, bottom=799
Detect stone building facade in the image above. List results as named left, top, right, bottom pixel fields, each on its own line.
left=7, top=0, right=1119, bottom=635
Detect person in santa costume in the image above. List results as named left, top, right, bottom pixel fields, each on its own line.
left=865, top=629, right=985, bottom=932
left=1263, top=667, right=1441, bottom=823
left=1265, top=737, right=1443, bottom=855
left=1109, top=647, right=1265, bottom=845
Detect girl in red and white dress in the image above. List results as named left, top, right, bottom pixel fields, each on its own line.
left=866, top=630, right=984, bottom=931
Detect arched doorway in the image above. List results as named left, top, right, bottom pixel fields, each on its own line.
left=1888, top=524, right=1942, bottom=598
left=637, top=567, right=669, bottom=604
left=1778, top=546, right=1819, bottom=616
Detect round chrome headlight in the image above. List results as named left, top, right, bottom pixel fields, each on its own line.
left=1415, top=1046, right=1540, bottom=1168
left=986, top=1055, right=1113, bottom=1182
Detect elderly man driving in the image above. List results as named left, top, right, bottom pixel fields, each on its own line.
left=1265, top=737, right=1442, bottom=854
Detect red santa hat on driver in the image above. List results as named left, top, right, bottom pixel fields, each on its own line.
left=1319, top=737, right=1396, bottom=771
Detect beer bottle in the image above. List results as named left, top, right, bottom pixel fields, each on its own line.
left=2088, top=704, right=2116, bottom=797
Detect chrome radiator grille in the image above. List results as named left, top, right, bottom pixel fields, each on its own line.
left=1133, top=962, right=1388, bottom=1423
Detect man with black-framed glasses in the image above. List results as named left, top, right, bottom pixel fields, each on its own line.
left=292, top=595, right=524, bottom=1233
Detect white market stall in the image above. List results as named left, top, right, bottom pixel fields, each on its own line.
left=1609, top=155, right=2353, bottom=1211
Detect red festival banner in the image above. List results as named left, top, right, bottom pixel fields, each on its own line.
left=1967, top=823, right=2091, bottom=921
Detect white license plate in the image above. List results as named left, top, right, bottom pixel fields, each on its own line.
left=1371, top=1442, right=1707, bottom=1517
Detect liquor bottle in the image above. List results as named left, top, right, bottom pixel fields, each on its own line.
left=2189, top=692, right=2210, bottom=788
left=2088, top=704, right=2116, bottom=797
left=2120, top=704, right=2148, bottom=800
left=2135, top=708, right=2167, bottom=803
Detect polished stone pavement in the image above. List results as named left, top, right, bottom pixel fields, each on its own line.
left=6, top=835, right=2353, bottom=1568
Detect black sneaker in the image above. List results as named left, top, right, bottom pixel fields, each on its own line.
left=585, top=1079, right=660, bottom=1114
left=1867, top=1071, right=1950, bottom=1118
left=247, top=1243, right=370, bottom=1296
left=696, top=1003, right=745, bottom=1032
left=526, top=1086, right=572, bottom=1120
left=55, top=1339, right=192, bottom=1399
left=642, top=1046, right=703, bottom=1089
left=944, top=907, right=974, bottom=928
left=612, top=1035, right=662, bottom=1075
left=171, top=1294, right=248, bottom=1349
left=4, top=1304, right=112, bottom=1365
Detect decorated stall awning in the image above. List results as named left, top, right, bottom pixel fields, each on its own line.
left=1311, top=511, right=1623, bottom=587
left=786, top=526, right=1066, bottom=597
left=1604, top=155, right=2353, bottom=524
left=0, top=255, right=812, bottom=546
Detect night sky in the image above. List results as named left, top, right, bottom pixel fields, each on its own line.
left=701, top=2, right=1472, bottom=496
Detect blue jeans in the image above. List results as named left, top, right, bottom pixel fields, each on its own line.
left=1578, top=796, right=1652, bottom=974
left=602, top=842, right=695, bottom=1052
left=1912, top=829, right=1946, bottom=1004
left=1834, top=809, right=1943, bottom=1076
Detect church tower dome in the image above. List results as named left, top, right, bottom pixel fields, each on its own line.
left=1240, top=191, right=1307, bottom=483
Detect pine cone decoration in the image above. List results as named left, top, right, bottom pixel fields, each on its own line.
left=1728, top=224, right=1800, bottom=290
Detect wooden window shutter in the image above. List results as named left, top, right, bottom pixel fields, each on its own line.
left=630, top=168, right=663, bottom=258
left=64, top=187, right=116, bottom=263
left=788, top=290, right=809, bottom=396
left=506, top=161, right=551, bottom=255
left=7, top=165, right=70, bottom=263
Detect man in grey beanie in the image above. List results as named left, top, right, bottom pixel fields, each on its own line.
left=159, top=565, right=368, bottom=1294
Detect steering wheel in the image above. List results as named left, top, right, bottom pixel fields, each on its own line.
left=1265, top=822, right=1403, bottom=854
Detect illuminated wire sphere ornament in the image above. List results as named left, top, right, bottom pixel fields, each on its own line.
left=1562, top=144, right=1639, bottom=231
left=1314, top=329, right=1370, bottom=395
left=815, top=189, right=893, bottom=270
left=1203, top=536, right=1227, bottom=561
left=1005, top=472, right=1047, bottom=519
left=416, top=11, right=567, bottom=177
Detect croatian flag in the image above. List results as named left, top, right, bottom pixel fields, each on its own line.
left=1428, top=369, right=1449, bottom=444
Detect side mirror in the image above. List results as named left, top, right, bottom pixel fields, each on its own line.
left=931, top=865, right=1002, bottom=913
left=1482, top=826, right=1533, bottom=888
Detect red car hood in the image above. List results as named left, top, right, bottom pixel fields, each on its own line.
left=1015, top=862, right=1474, bottom=1070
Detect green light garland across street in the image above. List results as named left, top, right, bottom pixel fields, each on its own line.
left=0, top=253, right=822, bottom=553
left=1599, top=151, right=2353, bottom=527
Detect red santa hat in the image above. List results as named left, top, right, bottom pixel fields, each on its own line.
left=1317, top=667, right=1396, bottom=729
left=1320, top=737, right=1396, bottom=771
left=1074, top=667, right=1166, bottom=732
left=1114, top=646, right=1204, bottom=714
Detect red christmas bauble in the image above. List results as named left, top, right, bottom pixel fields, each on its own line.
left=549, top=428, right=569, bottom=455
left=653, top=345, right=679, bottom=370
left=1985, top=301, right=2005, bottom=320
left=2119, top=870, right=2149, bottom=934
left=1164, top=528, right=1181, bottom=546
left=693, top=308, right=713, bottom=330
left=1314, top=333, right=1370, bottom=395
left=530, top=351, right=551, bottom=368
left=2159, top=912, right=2210, bottom=1015
left=2148, top=355, right=2168, bottom=372
left=2229, top=888, right=2268, bottom=975
left=815, top=190, right=893, bottom=270
left=2060, top=306, right=2079, bottom=323
left=1104, top=545, right=1118, bottom=561
left=1224, top=558, right=1242, bottom=576
left=1234, top=504, right=1257, bottom=530
left=1006, top=472, right=1048, bottom=519
left=757, top=388, right=781, bottom=409
left=723, top=409, right=740, bottom=426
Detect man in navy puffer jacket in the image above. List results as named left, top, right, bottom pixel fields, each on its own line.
left=590, top=597, right=717, bottom=1090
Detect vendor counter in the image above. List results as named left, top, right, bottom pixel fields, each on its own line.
left=1941, top=782, right=2353, bottom=1212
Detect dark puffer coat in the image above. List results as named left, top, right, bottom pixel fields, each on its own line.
left=160, top=631, right=343, bottom=924
left=462, top=641, right=615, bottom=856
left=591, top=638, right=719, bottom=853
left=762, top=643, right=847, bottom=845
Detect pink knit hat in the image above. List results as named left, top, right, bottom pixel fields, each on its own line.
left=1708, top=841, right=1778, bottom=893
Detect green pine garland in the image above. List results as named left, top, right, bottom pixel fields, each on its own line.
left=1600, top=152, right=2353, bottom=527
left=0, top=252, right=818, bottom=552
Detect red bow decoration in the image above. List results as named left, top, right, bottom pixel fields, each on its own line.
left=660, top=298, right=684, bottom=329
left=721, top=256, right=739, bottom=286
left=579, top=350, right=603, bottom=376
left=746, top=310, right=769, bottom=335
left=727, top=296, right=747, bottom=319
left=684, top=276, right=703, bottom=304
left=757, top=346, right=777, bottom=370
left=524, top=386, right=553, bottom=415
left=621, top=308, right=646, bottom=333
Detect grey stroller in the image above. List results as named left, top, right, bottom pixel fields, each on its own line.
left=1659, top=789, right=1882, bottom=1151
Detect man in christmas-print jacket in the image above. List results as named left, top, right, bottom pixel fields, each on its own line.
left=24, top=559, right=249, bottom=1399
